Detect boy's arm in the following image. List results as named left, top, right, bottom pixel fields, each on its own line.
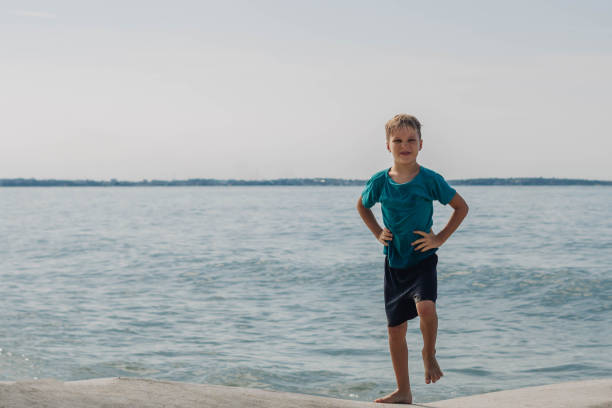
left=356, top=197, right=393, bottom=246
left=412, top=192, right=469, bottom=252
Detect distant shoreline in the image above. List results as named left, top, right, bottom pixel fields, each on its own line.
left=1, top=177, right=611, bottom=186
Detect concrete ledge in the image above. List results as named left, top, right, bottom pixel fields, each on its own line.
left=0, top=377, right=610, bottom=407
left=422, top=378, right=612, bottom=408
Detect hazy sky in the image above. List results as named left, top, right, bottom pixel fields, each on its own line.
left=2, top=1, right=611, bottom=180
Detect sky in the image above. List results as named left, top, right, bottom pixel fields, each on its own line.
left=1, top=0, right=611, bottom=181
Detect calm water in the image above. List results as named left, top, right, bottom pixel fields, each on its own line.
left=1, top=186, right=611, bottom=403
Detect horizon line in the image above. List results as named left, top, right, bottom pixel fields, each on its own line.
left=1, top=176, right=612, bottom=181
left=1, top=176, right=611, bottom=186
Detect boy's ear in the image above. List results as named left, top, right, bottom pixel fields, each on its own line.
left=419, top=138, right=423, bottom=150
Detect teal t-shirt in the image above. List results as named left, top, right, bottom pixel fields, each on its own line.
left=361, top=166, right=457, bottom=268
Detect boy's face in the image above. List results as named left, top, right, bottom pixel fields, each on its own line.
left=386, top=126, right=422, bottom=164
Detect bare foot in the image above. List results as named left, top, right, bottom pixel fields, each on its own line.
left=422, top=350, right=444, bottom=384
left=374, top=388, right=412, bottom=404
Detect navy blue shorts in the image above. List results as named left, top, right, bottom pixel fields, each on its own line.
left=384, top=253, right=438, bottom=327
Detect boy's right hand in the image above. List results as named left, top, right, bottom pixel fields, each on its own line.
left=377, top=228, right=393, bottom=246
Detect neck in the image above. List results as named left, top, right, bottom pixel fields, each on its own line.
left=391, top=161, right=420, bottom=174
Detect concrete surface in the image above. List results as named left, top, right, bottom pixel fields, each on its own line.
left=422, top=378, right=612, bottom=408
left=0, top=377, right=610, bottom=407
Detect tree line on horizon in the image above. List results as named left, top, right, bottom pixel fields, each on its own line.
left=1, top=177, right=611, bottom=187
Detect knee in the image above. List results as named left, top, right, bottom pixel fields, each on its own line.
left=387, top=322, right=407, bottom=338
left=416, top=301, right=437, bottom=320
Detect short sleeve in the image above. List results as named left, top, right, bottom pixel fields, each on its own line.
left=431, top=172, right=456, bottom=205
left=361, top=174, right=383, bottom=208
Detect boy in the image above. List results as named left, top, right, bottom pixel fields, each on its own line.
left=356, top=114, right=468, bottom=404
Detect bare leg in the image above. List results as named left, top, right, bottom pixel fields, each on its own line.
left=416, top=300, right=443, bottom=384
left=374, top=321, right=413, bottom=404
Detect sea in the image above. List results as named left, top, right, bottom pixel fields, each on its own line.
left=1, top=186, right=610, bottom=403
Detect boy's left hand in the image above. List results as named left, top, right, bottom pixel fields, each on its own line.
left=412, top=229, right=443, bottom=252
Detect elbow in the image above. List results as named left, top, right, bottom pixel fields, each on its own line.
left=453, top=201, right=469, bottom=217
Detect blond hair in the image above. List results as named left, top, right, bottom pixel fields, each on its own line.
left=385, top=114, right=422, bottom=141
